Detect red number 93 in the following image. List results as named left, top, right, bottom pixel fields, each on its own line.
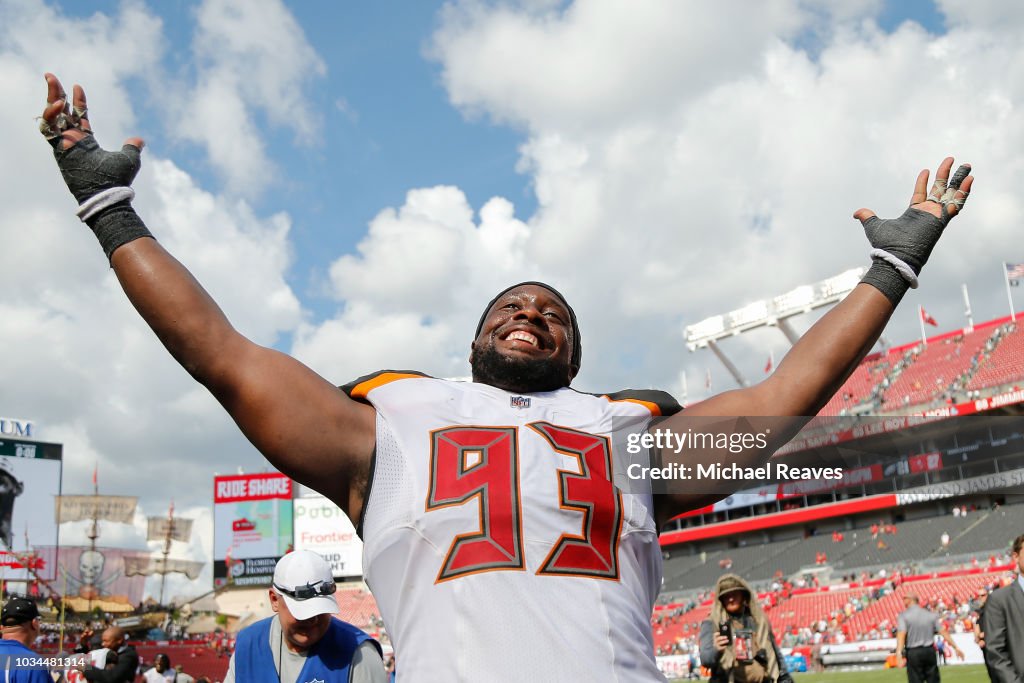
left=426, top=422, right=623, bottom=583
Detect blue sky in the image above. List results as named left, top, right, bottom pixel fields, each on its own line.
left=2, top=0, right=1021, bottom=600
left=63, top=0, right=539, bottom=322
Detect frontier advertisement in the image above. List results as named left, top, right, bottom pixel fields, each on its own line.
left=0, top=436, right=62, bottom=582
left=213, top=473, right=293, bottom=588
left=293, top=495, right=363, bottom=578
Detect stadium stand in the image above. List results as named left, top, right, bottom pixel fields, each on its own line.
left=661, top=502, right=1022, bottom=594
left=334, top=584, right=381, bottom=630
left=942, top=504, right=1023, bottom=557
left=824, top=510, right=983, bottom=571
left=878, top=328, right=994, bottom=409
left=817, top=315, right=1023, bottom=415
left=967, top=322, right=1024, bottom=391
left=662, top=540, right=802, bottom=590
left=653, top=568, right=1013, bottom=654
left=819, top=353, right=894, bottom=415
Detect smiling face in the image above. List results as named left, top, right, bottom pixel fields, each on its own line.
left=470, top=285, right=577, bottom=393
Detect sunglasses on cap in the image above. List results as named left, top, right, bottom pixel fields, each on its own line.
left=273, top=580, right=337, bottom=601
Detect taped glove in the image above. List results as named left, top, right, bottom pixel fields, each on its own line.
left=50, top=134, right=152, bottom=260
left=860, top=163, right=970, bottom=305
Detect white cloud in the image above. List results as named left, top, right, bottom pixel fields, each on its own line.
left=294, top=188, right=535, bottom=382
left=170, top=0, right=326, bottom=194
left=935, top=0, right=1024, bottom=33
left=266, top=0, right=1024, bottom=400
left=416, top=0, right=1023, bottom=395
left=429, top=0, right=883, bottom=133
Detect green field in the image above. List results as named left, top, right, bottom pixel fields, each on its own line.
left=672, top=665, right=989, bottom=682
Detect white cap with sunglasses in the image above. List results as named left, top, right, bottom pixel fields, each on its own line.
left=272, top=550, right=339, bottom=621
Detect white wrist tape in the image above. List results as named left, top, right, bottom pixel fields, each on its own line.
left=76, top=186, right=135, bottom=222
left=870, top=248, right=919, bottom=289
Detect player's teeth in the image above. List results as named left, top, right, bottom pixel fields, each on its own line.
left=509, top=332, right=538, bottom=346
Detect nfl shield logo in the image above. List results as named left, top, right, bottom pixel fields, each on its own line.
left=510, top=396, right=531, bottom=409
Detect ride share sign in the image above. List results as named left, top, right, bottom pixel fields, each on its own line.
left=213, top=472, right=293, bottom=587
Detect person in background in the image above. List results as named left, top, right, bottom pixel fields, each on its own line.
left=224, top=551, right=384, bottom=683
left=895, top=592, right=963, bottom=683
left=699, top=575, right=793, bottom=683
left=0, top=597, right=52, bottom=683
left=978, top=533, right=1024, bottom=683
left=80, top=626, right=138, bottom=683
left=143, top=653, right=194, bottom=682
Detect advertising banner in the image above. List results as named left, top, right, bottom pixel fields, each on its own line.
left=0, top=437, right=62, bottom=581
left=213, top=473, right=293, bottom=587
left=123, top=555, right=204, bottom=580
left=55, top=495, right=138, bottom=524
left=293, top=495, right=363, bottom=578
left=146, top=517, right=194, bottom=543
left=35, top=545, right=149, bottom=607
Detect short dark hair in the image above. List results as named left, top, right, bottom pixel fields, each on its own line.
left=1012, top=533, right=1024, bottom=556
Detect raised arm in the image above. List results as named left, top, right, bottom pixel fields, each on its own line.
left=654, top=157, right=973, bottom=524
left=40, top=73, right=375, bottom=520
left=689, top=157, right=971, bottom=420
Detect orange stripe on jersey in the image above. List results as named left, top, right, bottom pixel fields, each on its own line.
left=349, top=372, right=424, bottom=400
left=602, top=396, right=662, bottom=417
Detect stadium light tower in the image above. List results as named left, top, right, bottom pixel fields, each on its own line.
left=684, top=267, right=866, bottom=388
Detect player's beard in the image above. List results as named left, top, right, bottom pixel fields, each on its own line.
left=470, top=342, right=570, bottom=393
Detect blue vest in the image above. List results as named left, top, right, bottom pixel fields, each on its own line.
left=235, top=616, right=378, bottom=683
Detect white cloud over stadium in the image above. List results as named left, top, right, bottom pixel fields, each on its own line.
left=1, top=0, right=1022, bottom=600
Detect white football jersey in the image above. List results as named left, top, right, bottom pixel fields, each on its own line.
left=347, top=372, right=679, bottom=682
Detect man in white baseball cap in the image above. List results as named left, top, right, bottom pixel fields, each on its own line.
left=224, top=550, right=385, bottom=683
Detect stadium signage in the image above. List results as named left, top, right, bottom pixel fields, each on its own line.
left=780, top=387, right=1024, bottom=457
left=978, top=388, right=1024, bottom=410
left=0, top=417, right=34, bottom=438
left=214, top=472, right=293, bottom=503
left=293, top=495, right=363, bottom=578
left=213, top=472, right=294, bottom=587
left=896, top=469, right=1024, bottom=504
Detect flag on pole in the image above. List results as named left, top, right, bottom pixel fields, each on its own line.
left=920, top=307, right=938, bottom=327
left=764, top=351, right=775, bottom=375
left=1006, top=262, right=1024, bottom=286
left=92, top=463, right=98, bottom=490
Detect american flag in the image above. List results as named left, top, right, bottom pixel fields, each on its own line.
left=1006, top=262, right=1024, bottom=282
